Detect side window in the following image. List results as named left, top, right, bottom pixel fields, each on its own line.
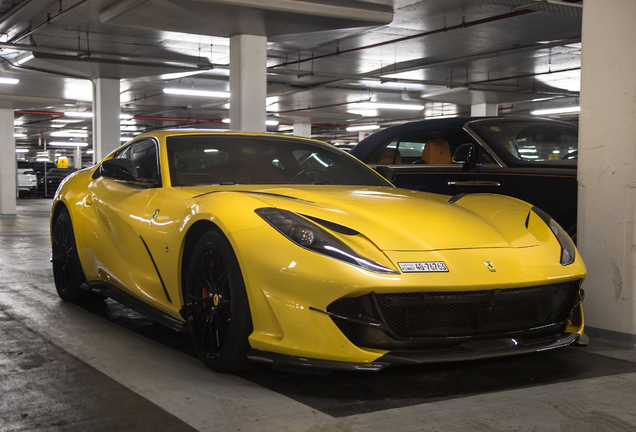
left=117, top=139, right=160, bottom=183
left=367, top=130, right=477, bottom=165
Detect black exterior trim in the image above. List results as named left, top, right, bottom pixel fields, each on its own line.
left=246, top=332, right=584, bottom=372
left=323, top=282, right=581, bottom=350
left=376, top=332, right=583, bottom=365
left=448, top=192, right=467, bottom=204
left=246, top=349, right=387, bottom=372
left=139, top=235, right=172, bottom=303
left=80, top=281, right=187, bottom=332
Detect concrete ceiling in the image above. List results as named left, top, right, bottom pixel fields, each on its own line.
left=0, top=0, right=583, bottom=158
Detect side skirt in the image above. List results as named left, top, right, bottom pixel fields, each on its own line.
left=80, top=281, right=188, bottom=333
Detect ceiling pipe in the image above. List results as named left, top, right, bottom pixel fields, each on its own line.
left=0, top=0, right=37, bottom=27
left=269, top=10, right=535, bottom=69
left=269, top=98, right=372, bottom=115
left=15, top=110, right=64, bottom=117
left=469, top=66, right=581, bottom=84
left=191, top=0, right=393, bottom=24
left=0, top=43, right=216, bottom=70
left=9, top=0, right=92, bottom=44
left=357, top=37, right=581, bottom=81
left=133, top=116, right=224, bottom=124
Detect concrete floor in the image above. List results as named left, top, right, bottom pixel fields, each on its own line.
left=2, top=198, right=636, bottom=432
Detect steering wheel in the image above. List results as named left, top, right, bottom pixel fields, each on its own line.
left=291, top=169, right=326, bottom=183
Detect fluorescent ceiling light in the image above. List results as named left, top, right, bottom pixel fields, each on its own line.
left=15, top=148, right=28, bottom=153
left=64, top=111, right=93, bottom=118
left=14, top=133, right=26, bottom=138
left=119, top=113, right=134, bottom=120
left=531, top=106, right=581, bottom=116
left=223, top=118, right=280, bottom=126
left=15, top=54, right=34, bottom=66
left=163, top=88, right=230, bottom=98
left=355, top=102, right=424, bottom=111
left=49, top=141, right=88, bottom=147
left=278, top=125, right=293, bottom=131
left=159, top=71, right=207, bottom=80
left=346, top=124, right=381, bottom=132
left=86, top=150, right=94, bottom=154
left=51, top=131, right=88, bottom=137
left=0, top=77, right=19, bottom=85
left=120, top=137, right=131, bottom=142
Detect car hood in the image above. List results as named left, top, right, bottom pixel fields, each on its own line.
left=186, top=185, right=540, bottom=252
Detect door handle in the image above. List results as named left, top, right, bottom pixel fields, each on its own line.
left=448, top=181, right=501, bottom=187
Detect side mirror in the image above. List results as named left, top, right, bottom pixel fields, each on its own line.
left=98, top=158, right=137, bottom=181
left=375, top=165, right=395, bottom=183
left=452, top=143, right=476, bottom=171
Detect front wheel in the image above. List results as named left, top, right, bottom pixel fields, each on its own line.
left=51, top=206, right=104, bottom=302
left=183, top=229, right=253, bottom=373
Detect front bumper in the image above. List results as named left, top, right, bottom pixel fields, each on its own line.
left=247, top=331, right=587, bottom=372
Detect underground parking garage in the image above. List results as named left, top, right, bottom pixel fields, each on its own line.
left=2, top=1, right=636, bottom=431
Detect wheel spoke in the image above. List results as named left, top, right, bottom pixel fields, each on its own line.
left=186, top=240, right=234, bottom=361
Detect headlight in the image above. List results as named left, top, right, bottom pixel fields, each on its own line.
left=255, top=208, right=399, bottom=274
left=532, top=206, right=575, bottom=266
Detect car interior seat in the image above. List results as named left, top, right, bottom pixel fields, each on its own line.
left=376, top=147, right=402, bottom=164
left=421, top=138, right=452, bottom=164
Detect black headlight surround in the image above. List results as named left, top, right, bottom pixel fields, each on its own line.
left=255, top=207, right=399, bottom=274
left=532, top=206, right=576, bottom=266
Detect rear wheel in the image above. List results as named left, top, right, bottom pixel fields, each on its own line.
left=183, top=229, right=253, bottom=373
left=51, top=207, right=104, bottom=302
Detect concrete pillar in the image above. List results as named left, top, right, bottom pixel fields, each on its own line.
left=293, top=122, right=312, bottom=138
left=75, top=146, right=82, bottom=169
left=93, top=78, right=121, bottom=163
left=229, top=34, right=267, bottom=132
left=0, top=109, right=16, bottom=216
left=578, top=0, right=636, bottom=343
left=470, top=103, right=497, bottom=116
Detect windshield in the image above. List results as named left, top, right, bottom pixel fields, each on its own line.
left=166, top=135, right=390, bottom=187
left=474, top=120, right=578, bottom=162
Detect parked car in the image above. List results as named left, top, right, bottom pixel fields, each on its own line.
left=30, top=161, right=56, bottom=197
left=42, top=167, right=78, bottom=197
left=17, top=160, right=37, bottom=197
left=51, top=130, right=586, bottom=373
left=350, top=117, right=579, bottom=240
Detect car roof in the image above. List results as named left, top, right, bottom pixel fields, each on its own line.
left=349, top=116, right=575, bottom=160
left=349, top=117, right=477, bottom=160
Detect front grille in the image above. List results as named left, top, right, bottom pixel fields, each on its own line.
left=327, top=281, right=580, bottom=339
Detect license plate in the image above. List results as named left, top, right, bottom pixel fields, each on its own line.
left=398, top=261, right=449, bottom=273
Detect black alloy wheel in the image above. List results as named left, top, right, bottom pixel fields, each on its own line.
left=184, top=229, right=253, bottom=373
left=51, top=206, right=104, bottom=302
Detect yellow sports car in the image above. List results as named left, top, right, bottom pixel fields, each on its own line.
left=51, top=130, right=587, bottom=373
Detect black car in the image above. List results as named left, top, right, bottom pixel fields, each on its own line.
left=31, top=161, right=57, bottom=197
left=350, top=117, right=578, bottom=239
left=41, top=167, right=78, bottom=197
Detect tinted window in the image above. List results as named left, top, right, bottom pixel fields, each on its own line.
left=117, top=139, right=160, bottom=182
left=166, top=135, right=389, bottom=187
left=475, top=121, right=578, bottom=162
left=367, top=129, right=476, bottom=165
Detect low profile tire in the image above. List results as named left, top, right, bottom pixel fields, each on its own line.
left=52, top=207, right=104, bottom=302
left=183, top=228, right=253, bottom=373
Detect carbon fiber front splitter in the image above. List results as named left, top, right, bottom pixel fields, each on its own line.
left=246, top=332, right=586, bottom=372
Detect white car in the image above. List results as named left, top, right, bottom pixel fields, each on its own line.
left=17, top=161, right=37, bottom=196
